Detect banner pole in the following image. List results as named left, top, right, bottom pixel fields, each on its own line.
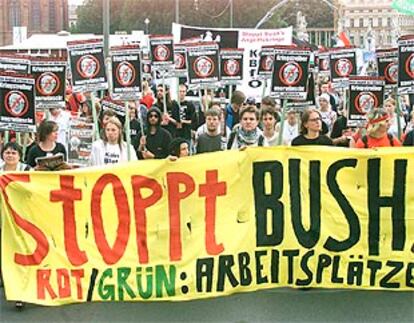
left=262, top=78, right=267, bottom=99
left=395, top=92, right=403, bottom=141
left=198, top=87, right=204, bottom=111
left=4, top=131, right=9, bottom=144
left=162, top=71, right=167, bottom=115
left=22, top=133, right=28, bottom=161
left=177, top=78, right=180, bottom=105
left=204, top=86, right=209, bottom=109
left=90, top=92, right=100, bottom=140
left=124, top=101, right=131, bottom=161
left=343, top=87, right=348, bottom=114
left=228, top=85, right=233, bottom=104
left=277, top=99, right=287, bottom=145
left=16, top=132, right=21, bottom=145
left=136, top=100, right=146, bottom=151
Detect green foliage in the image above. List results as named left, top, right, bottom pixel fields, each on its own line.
left=74, top=0, right=334, bottom=34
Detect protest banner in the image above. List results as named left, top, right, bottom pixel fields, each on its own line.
left=270, top=46, right=311, bottom=100
left=316, top=51, right=330, bottom=76
left=149, top=35, right=174, bottom=71
left=31, top=57, right=67, bottom=108
left=172, top=43, right=188, bottom=79
left=187, top=42, right=220, bottom=87
left=0, top=55, right=31, bottom=74
left=101, top=97, right=126, bottom=122
left=329, top=48, right=357, bottom=88
left=67, top=38, right=108, bottom=93
left=173, top=23, right=293, bottom=100
left=376, top=48, right=398, bottom=91
left=348, top=76, right=385, bottom=127
left=110, top=45, right=142, bottom=101
left=398, top=35, right=414, bottom=94
left=0, top=72, right=36, bottom=132
left=68, top=118, right=94, bottom=167
left=1, top=147, right=413, bottom=306
left=141, top=59, right=153, bottom=81
left=257, top=46, right=275, bottom=79
left=220, top=48, right=244, bottom=84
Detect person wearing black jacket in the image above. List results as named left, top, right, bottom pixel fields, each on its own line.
left=128, top=104, right=145, bottom=151
left=177, top=84, right=195, bottom=142
left=153, top=84, right=180, bottom=138
left=138, top=107, right=172, bottom=159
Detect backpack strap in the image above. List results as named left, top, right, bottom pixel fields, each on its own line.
left=227, top=131, right=237, bottom=150
left=387, top=133, right=394, bottom=146
left=362, top=135, right=368, bottom=148
left=258, top=135, right=264, bottom=147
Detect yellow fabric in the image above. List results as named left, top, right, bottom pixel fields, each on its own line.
left=1, top=146, right=413, bottom=306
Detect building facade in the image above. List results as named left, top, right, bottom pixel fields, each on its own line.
left=0, top=0, right=68, bottom=46
left=339, top=0, right=414, bottom=48
left=68, top=3, right=79, bottom=30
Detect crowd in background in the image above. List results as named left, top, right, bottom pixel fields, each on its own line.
left=1, top=76, right=414, bottom=172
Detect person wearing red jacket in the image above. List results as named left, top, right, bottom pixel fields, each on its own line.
left=355, top=108, right=401, bottom=148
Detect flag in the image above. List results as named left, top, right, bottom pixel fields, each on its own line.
left=334, top=31, right=352, bottom=48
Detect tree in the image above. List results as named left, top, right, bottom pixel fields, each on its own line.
left=73, top=0, right=334, bottom=35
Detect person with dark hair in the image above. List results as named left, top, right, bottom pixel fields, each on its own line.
left=26, top=120, right=67, bottom=168
left=168, top=137, right=190, bottom=160
left=261, top=96, right=277, bottom=110
left=261, top=106, right=279, bottom=146
left=0, top=141, right=30, bottom=309
left=225, top=90, right=246, bottom=130
left=330, top=107, right=353, bottom=147
left=177, top=84, right=195, bottom=143
left=128, top=103, right=145, bottom=152
left=79, top=99, right=94, bottom=122
left=355, top=108, right=401, bottom=148
left=291, top=108, right=333, bottom=146
left=228, top=105, right=266, bottom=149
left=196, top=107, right=223, bottom=154
left=0, top=142, right=31, bottom=171
left=154, top=84, right=180, bottom=137
left=138, top=107, right=172, bottom=159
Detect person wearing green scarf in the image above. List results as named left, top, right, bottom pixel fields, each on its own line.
left=228, top=105, right=267, bottom=149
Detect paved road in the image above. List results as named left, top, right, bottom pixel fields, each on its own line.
left=1, top=288, right=413, bottom=323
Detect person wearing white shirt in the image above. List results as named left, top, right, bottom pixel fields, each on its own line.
left=276, top=109, right=299, bottom=146
left=384, top=97, right=406, bottom=138
left=90, top=117, right=137, bottom=166
left=261, top=106, right=280, bottom=146
left=49, top=106, right=71, bottom=150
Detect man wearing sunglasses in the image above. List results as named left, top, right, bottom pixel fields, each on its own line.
left=138, top=107, right=172, bottom=159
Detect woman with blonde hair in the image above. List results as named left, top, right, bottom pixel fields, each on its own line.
left=90, top=116, right=137, bottom=166
left=384, top=97, right=406, bottom=138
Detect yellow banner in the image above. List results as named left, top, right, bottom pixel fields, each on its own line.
left=1, top=147, right=413, bottom=306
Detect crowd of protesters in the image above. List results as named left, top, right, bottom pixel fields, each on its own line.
left=0, top=77, right=413, bottom=172
left=1, top=75, right=414, bottom=309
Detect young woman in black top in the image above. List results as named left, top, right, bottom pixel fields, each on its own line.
left=291, top=108, right=333, bottom=146
left=26, top=120, right=67, bottom=168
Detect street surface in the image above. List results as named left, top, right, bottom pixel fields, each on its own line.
left=0, top=288, right=413, bottom=322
